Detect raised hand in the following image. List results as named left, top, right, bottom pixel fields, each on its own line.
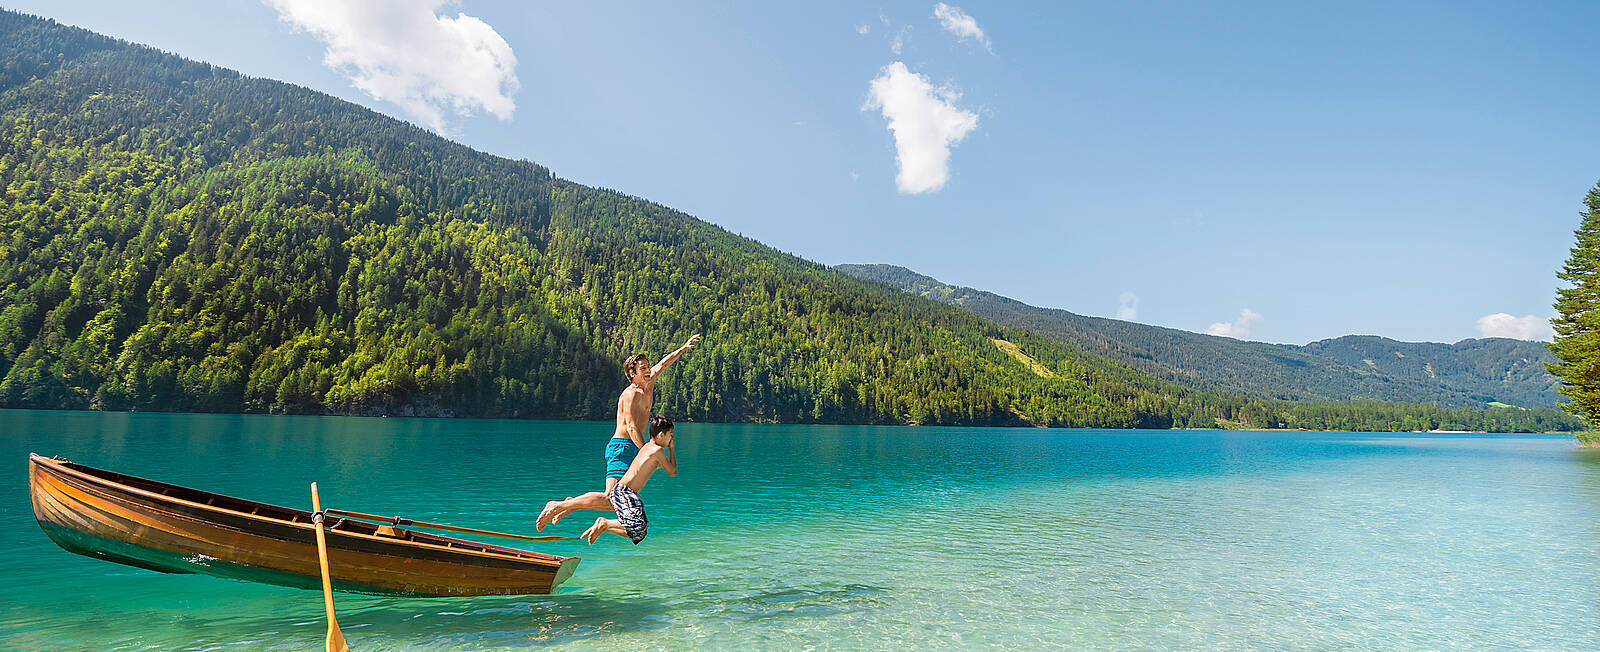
left=682, top=334, right=702, bottom=350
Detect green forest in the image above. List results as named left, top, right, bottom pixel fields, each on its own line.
left=0, top=11, right=1583, bottom=433
left=837, top=264, right=1562, bottom=408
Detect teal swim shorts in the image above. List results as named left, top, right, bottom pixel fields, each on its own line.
left=604, top=437, right=641, bottom=478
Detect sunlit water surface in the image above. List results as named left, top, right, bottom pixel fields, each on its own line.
left=3, top=410, right=1599, bottom=649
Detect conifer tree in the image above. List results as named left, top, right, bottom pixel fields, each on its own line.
left=1548, top=181, right=1600, bottom=437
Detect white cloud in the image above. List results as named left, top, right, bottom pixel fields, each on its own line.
left=1116, top=291, right=1139, bottom=321
left=890, top=26, right=910, bottom=54
left=1205, top=308, right=1262, bottom=339
left=264, top=0, right=519, bottom=134
left=857, top=24, right=871, bottom=35
left=1476, top=313, right=1554, bottom=341
left=933, top=3, right=992, bottom=52
left=863, top=62, right=980, bottom=194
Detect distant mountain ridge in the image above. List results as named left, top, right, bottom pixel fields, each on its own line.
left=836, top=264, right=1561, bottom=408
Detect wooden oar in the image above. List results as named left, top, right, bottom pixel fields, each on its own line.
left=311, top=483, right=350, bottom=652
left=326, top=507, right=579, bottom=542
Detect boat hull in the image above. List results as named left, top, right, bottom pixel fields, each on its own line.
left=29, top=454, right=578, bottom=597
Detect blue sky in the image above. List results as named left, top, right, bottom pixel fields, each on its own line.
left=9, top=1, right=1598, bottom=345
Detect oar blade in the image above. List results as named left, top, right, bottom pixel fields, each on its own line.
left=327, top=625, right=349, bottom=652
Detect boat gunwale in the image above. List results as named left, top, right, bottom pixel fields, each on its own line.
left=29, top=453, right=570, bottom=568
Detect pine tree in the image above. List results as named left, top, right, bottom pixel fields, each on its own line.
left=1548, top=180, right=1600, bottom=441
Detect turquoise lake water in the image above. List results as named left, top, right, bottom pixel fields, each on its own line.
left=3, top=409, right=1600, bottom=650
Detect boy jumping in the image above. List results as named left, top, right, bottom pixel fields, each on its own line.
left=583, top=415, right=677, bottom=544
left=536, top=334, right=699, bottom=530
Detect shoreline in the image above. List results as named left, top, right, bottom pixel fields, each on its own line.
left=0, top=406, right=1583, bottom=436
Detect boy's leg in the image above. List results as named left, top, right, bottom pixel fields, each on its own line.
left=541, top=484, right=613, bottom=529
left=581, top=516, right=630, bottom=544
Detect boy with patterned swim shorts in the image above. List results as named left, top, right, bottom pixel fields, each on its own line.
left=582, top=415, right=677, bottom=544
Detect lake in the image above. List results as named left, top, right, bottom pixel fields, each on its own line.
left=3, top=409, right=1599, bottom=649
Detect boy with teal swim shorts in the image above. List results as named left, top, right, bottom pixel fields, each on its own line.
left=537, top=334, right=700, bottom=530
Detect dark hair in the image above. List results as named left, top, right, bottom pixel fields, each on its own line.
left=624, top=353, right=648, bottom=379
left=649, top=415, right=674, bottom=437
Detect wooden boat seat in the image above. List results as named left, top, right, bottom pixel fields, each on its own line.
left=373, top=525, right=413, bottom=540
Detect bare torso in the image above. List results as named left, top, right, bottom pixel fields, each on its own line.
left=613, top=381, right=654, bottom=447
left=619, top=441, right=669, bottom=491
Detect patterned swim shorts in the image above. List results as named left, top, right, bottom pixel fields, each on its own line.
left=607, top=483, right=648, bottom=544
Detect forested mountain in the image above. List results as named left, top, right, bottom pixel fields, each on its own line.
left=837, top=264, right=1561, bottom=408
left=0, top=10, right=1194, bottom=428
left=1297, top=336, right=1557, bottom=406
left=0, top=11, right=1578, bottom=432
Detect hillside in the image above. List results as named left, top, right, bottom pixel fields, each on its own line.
left=1295, top=336, right=1557, bottom=406
left=0, top=11, right=1577, bottom=433
left=0, top=10, right=1206, bottom=428
left=836, top=264, right=1561, bottom=408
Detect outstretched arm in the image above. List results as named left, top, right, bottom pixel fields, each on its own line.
left=651, top=334, right=701, bottom=377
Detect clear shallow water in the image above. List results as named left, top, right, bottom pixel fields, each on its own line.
left=3, top=410, right=1599, bottom=650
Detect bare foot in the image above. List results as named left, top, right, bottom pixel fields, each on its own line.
left=550, top=497, right=573, bottom=526
left=535, top=500, right=560, bottom=532
left=581, top=517, right=607, bottom=544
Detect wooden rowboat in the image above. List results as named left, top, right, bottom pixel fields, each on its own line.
left=29, top=453, right=579, bottom=596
